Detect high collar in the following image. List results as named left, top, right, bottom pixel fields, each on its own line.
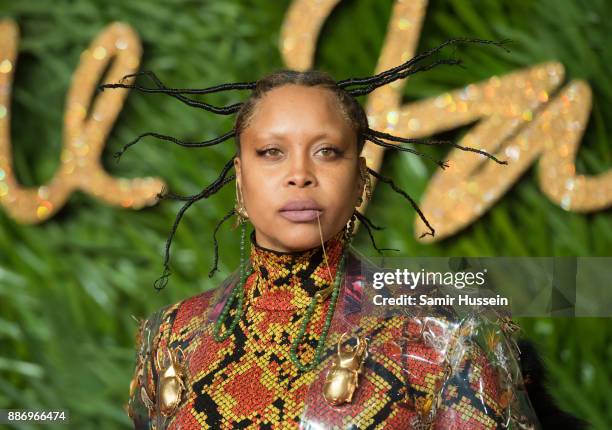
left=245, top=228, right=347, bottom=311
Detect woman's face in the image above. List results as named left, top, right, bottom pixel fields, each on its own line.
left=234, top=84, right=364, bottom=252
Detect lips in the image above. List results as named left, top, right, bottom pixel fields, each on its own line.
left=279, top=199, right=323, bottom=222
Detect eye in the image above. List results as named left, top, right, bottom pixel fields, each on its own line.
left=256, top=147, right=282, bottom=158
left=316, top=146, right=342, bottom=158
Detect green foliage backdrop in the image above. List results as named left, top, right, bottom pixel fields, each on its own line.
left=0, top=0, right=610, bottom=428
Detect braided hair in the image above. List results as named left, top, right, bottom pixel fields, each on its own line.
left=99, top=37, right=510, bottom=291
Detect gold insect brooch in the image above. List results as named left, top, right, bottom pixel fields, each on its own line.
left=323, top=332, right=369, bottom=406
left=155, top=346, right=187, bottom=417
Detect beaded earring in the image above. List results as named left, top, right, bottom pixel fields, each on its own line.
left=212, top=220, right=253, bottom=342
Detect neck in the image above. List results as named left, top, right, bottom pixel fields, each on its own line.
left=251, top=229, right=346, bottom=255
left=245, top=228, right=347, bottom=311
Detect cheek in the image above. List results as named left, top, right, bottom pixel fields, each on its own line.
left=241, top=168, right=278, bottom=217
left=320, top=166, right=360, bottom=210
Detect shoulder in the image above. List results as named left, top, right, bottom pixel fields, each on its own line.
left=160, top=288, right=218, bottom=327
left=153, top=266, right=242, bottom=330
left=147, top=283, right=232, bottom=353
left=125, top=279, right=233, bottom=426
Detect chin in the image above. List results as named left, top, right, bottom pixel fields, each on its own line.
left=273, top=223, right=327, bottom=252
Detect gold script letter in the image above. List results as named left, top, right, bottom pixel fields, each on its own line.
left=0, top=20, right=164, bottom=224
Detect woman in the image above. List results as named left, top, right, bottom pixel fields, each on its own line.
left=107, top=41, right=586, bottom=430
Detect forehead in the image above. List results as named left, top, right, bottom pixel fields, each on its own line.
left=243, top=84, right=352, bottom=141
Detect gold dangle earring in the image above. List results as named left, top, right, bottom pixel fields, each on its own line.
left=357, top=161, right=372, bottom=207
left=233, top=181, right=249, bottom=228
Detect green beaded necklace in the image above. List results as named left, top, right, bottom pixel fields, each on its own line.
left=212, top=221, right=252, bottom=342
left=290, top=245, right=348, bottom=372
left=212, top=217, right=354, bottom=372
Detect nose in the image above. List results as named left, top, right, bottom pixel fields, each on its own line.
left=284, top=152, right=316, bottom=188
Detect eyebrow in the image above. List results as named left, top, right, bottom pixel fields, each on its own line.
left=258, top=130, right=339, bottom=142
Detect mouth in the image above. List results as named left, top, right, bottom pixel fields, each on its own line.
left=278, top=199, right=323, bottom=222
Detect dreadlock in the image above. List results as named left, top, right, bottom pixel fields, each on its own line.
left=152, top=157, right=235, bottom=291
left=99, top=37, right=511, bottom=290
left=208, top=208, right=238, bottom=278
left=113, top=130, right=235, bottom=163
left=353, top=210, right=399, bottom=254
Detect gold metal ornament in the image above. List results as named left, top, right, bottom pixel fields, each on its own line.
left=129, top=317, right=146, bottom=399
left=155, top=346, right=187, bottom=417
left=413, top=394, right=438, bottom=430
left=323, top=332, right=369, bottom=406
left=363, top=168, right=372, bottom=202
left=234, top=181, right=248, bottom=223
left=140, top=386, right=155, bottom=411
left=498, top=316, right=521, bottom=335
left=129, top=360, right=143, bottom=399
left=126, top=359, right=144, bottom=419
left=356, top=162, right=372, bottom=208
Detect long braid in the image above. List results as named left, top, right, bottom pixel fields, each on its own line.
left=99, top=70, right=247, bottom=114
left=113, top=130, right=236, bottom=162
left=153, top=157, right=236, bottom=290
left=338, top=37, right=510, bottom=90
left=367, top=167, right=436, bottom=239
left=347, top=58, right=463, bottom=97
left=108, top=70, right=256, bottom=94
left=354, top=210, right=399, bottom=254
left=366, top=128, right=507, bottom=165
left=364, top=132, right=450, bottom=170
left=208, top=208, right=238, bottom=278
